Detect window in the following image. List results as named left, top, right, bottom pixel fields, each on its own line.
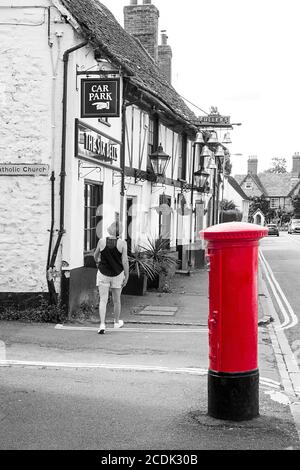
left=270, top=197, right=280, bottom=209
left=159, top=194, right=171, bottom=249
left=148, top=118, right=154, bottom=155
left=245, top=182, right=253, bottom=190
left=84, top=182, right=103, bottom=253
left=177, top=134, right=187, bottom=180
left=147, top=115, right=159, bottom=170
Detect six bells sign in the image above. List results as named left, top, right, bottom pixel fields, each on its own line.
left=81, top=78, right=120, bottom=118
left=198, top=107, right=231, bottom=127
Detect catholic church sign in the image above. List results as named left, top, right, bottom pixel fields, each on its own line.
left=81, top=78, right=120, bottom=118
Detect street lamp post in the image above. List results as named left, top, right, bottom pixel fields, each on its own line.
left=197, top=130, right=226, bottom=226
left=219, top=152, right=244, bottom=223
left=189, top=126, right=239, bottom=265
left=188, top=136, right=212, bottom=267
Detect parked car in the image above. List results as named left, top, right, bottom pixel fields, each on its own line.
left=267, top=223, right=279, bottom=236
left=288, top=219, right=300, bottom=234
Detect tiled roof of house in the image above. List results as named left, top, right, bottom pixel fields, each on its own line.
left=259, top=172, right=300, bottom=197
left=60, top=0, right=198, bottom=129
left=251, top=174, right=268, bottom=194
left=227, top=175, right=250, bottom=200
left=234, top=171, right=300, bottom=197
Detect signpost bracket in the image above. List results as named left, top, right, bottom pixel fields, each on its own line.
left=78, top=160, right=102, bottom=180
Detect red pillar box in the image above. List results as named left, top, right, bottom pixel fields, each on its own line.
left=201, top=222, right=268, bottom=421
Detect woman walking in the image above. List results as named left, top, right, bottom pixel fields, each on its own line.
left=94, top=221, right=129, bottom=334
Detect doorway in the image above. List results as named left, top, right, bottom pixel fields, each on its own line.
left=126, top=197, right=134, bottom=254
left=159, top=194, right=171, bottom=249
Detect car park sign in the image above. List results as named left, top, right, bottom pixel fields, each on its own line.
left=81, top=78, right=120, bottom=118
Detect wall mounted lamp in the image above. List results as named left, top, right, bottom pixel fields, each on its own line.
left=149, top=144, right=170, bottom=178
left=194, top=169, right=210, bottom=192
left=134, top=144, right=170, bottom=185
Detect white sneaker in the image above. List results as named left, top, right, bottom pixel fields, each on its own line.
left=98, top=324, right=106, bottom=334
left=114, top=320, right=124, bottom=329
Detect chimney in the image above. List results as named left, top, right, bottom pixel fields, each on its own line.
left=124, top=0, right=160, bottom=62
left=292, top=152, right=300, bottom=177
left=158, top=30, right=172, bottom=83
left=248, top=156, right=258, bottom=175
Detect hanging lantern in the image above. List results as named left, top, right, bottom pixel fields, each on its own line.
left=149, top=144, right=170, bottom=177
left=194, top=169, right=210, bottom=190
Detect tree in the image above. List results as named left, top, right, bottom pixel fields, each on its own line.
left=220, top=199, right=237, bottom=211
left=223, top=151, right=232, bottom=175
left=248, top=195, right=269, bottom=220
left=219, top=199, right=242, bottom=223
left=248, top=195, right=276, bottom=223
left=265, top=157, right=287, bottom=174
left=224, top=155, right=232, bottom=175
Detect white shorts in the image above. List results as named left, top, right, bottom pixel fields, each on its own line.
left=96, top=271, right=125, bottom=289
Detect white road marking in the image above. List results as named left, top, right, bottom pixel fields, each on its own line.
left=55, top=324, right=208, bottom=333
left=259, top=250, right=298, bottom=330
left=0, top=360, right=207, bottom=375
left=264, top=390, right=291, bottom=405
left=259, top=251, right=290, bottom=328
left=260, top=377, right=282, bottom=389
left=260, top=274, right=300, bottom=439
left=0, top=358, right=282, bottom=390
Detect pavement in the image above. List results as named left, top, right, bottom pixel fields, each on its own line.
left=1, top=265, right=300, bottom=450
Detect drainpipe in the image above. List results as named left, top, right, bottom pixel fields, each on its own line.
left=47, top=40, right=88, bottom=303
left=47, top=171, right=56, bottom=304
left=46, top=30, right=61, bottom=304
left=119, top=85, right=127, bottom=228
left=119, top=78, right=133, bottom=231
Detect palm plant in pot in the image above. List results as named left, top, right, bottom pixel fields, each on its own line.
left=122, top=246, right=159, bottom=296
left=140, top=236, right=179, bottom=291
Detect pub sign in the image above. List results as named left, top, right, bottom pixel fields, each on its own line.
left=75, top=120, right=121, bottom=167
left=198, top=107, right=231, bottom=127
left=81, top=78, right=120, bottom=118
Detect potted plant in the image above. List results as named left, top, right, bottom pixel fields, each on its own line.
left=140, top=236, right=179, bottom=291
left=122, top=246, right=159, bottom=296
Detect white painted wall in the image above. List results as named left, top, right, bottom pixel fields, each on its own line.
left=223, top=176, right=249, bottom=222
left=123, top=106, right=198, bottom=249
left=62, top=46, right=123, bottom=270
left=0, top=1, right=123, bottom=293
left=0, top=2, right=53, bottom=292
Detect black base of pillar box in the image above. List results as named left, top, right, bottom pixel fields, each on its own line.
left=208, top=369, right=259, bottom=421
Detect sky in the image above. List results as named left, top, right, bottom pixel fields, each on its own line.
left=101, top=0, right=300, bottom=176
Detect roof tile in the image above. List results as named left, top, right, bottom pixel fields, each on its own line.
left=60, top=0, right=197, bottom=127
